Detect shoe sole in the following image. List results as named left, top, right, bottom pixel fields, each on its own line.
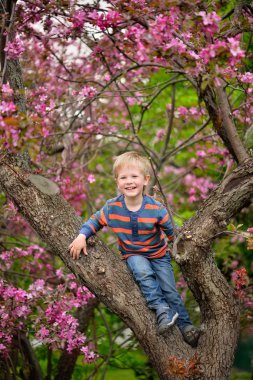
left=158, top=312, right=179, bottom=334
left=167, top=312, right=179, bottom=326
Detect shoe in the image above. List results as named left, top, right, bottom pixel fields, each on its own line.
left=156, top=307, right=179, bottom=335
left=181, top=325, right=200, bottom=347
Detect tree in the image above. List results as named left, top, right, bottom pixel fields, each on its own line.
left=0, top=1, right=253, bottom=379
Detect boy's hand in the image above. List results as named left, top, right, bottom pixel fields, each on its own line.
left=69, top=234, right=87, bottom=260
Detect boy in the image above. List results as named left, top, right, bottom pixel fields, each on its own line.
left=69, top=151, right=200, bottom=347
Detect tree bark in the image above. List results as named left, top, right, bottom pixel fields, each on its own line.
left=18, top=333, right=43, bottom=380
left=0, top=152, right=252, bottom=380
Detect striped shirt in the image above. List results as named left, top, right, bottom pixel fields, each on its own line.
left=80, top=194, right=174, bottom=259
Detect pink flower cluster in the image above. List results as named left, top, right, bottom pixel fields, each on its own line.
left=0, top=280, right=31, bottom=355
left=87, top=174, right=96, bottom=183
left=79, top=86, right=97, bottom=98
left=184, top=173, right=216, bottom=203
left=0, top=84, right=21, bottom=148
left=199, top=41, right=226, bottom=64
left=90, top=11, right=123, bottom=31
left=0, top=101, right=16, bottom=113
left=4, top=36, right=25, bottom=59
left=239, top=72, right=253, bottom=85
left=197, top=11, right=221, bottom=36
left=54, top=176, right=87, bottom=212
left=72, top=10, right=86, bottom=29
left=176, top=106, right=205, bottom=118
left=231, top=267, right=249, bottom=290
left=0, top=246, right=96, bottom=361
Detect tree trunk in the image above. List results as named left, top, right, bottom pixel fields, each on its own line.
left=0, top=152, right=252, bottom=380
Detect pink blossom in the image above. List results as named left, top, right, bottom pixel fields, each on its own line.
left=79, top=86, right=97, bottom=98
left=239, top=72, right=253, bottom=84
left=165, top=38, right=186, bottom=54
left=56, top=269, right=64, bottom=278
left=69, top=281, right=77, bottom=290
left=177, top=106, right=188, bottom=116
left=198, top=11, right=221, bottom=25
left=155, top=129, right=166, bottom=141
left=14, top=305, right=30, bottom=317
left=247, top=227, right=253, bottom=233
left=4, top=37, right=25, bottom=59
left=230, top=260, right=239, bottom=269
left=127, top=97, right=137, bottom=106
left=96, top=11, right=122, bottom=31
left=199, top=41, right=226, bottom=64
left=72, top=10, right=86, bottom=29
left=1, top=84, right=13, bottom=94
left=37, top=327, right=50, bottom=339
left=98, top=115, right=108, bottom=125
left=227, top=37, right=245, bottom=58
left=231, top=267, right=249, bottom=290
left=197, top=11, right=221, bottom=36
left=0, top=101, right=16, bottom=113
left=42, top=127, right=50, bottom=138
left=196, top=150, right=206, bottom=158
left=87, top=174, right=96, bottom=183
left=188, top=50, right=200, bottom=60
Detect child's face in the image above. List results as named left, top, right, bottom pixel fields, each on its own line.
left=116, top=165, right=150, bottom=199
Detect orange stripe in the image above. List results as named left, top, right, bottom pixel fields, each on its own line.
left=144, top=204, right=160, bottom=210
left=109, top=214, right=130, bottom=222
left=148, top=248, right=168, bottom=259
left=136, top=241, right=164, bottom=252
left=119, top=240, right=162, bottom=253
left=139, top=227, right=157, bottom=234
left=112, top=227, right=132, bottom=234
left=123, top=235, right=157, bottom=246
left=148, top=244, right=167, bottom=258
left=110, top=202, right=123, bottom=207
left=138, top=217, right=157, bottom=223
left=88, top=223, right=96, bottom=233
left=121, top=249, right=167, bottom=260
left=98, top=209, right=107, bottom=226
left=160, top=214, right=169, bottom=224
left=118, top=240, right=132, bottom=252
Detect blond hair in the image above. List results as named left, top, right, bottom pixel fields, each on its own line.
left=113, top=151, right=152, bottom=178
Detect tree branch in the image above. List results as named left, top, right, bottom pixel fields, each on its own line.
left=214, top=82, right=249, bottom=163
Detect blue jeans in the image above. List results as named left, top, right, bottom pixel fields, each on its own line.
left=126, top=252, right=192, bottom=330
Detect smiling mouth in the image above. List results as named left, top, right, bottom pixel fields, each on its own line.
left=125, top=187, right=136, bottom=190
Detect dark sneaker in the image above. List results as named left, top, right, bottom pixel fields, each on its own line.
left=157, top=308, right=179, bottom=335
left=181, top=325, right=200, bottom=347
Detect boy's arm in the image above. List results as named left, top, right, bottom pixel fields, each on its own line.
left=79, top=206, right=108, bottom=238
left=157, top=207, right=174, bottom=242
left=69, top=205, right=109, bottom=260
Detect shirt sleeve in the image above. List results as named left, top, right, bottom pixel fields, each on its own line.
left=79, top=203, right=109, bottom=238
left=157, top=206, right=174, bottom=242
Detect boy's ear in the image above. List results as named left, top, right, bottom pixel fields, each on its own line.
left=144, top=175, right=151, bottom=185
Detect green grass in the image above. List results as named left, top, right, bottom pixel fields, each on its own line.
left=229, top=368, right=252, bottom=380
